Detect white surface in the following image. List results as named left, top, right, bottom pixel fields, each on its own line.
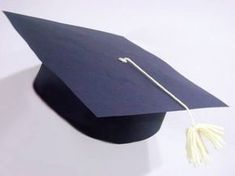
left=0, top=1, right=234, bottom=175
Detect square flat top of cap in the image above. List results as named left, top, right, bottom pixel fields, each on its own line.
left=3, top=11, right=227, bottom=117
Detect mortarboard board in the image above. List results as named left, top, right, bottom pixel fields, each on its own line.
left=3, top=11, right=227, bottom=165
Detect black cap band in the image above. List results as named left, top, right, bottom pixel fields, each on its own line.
left=33, top=65, right=165, bottom=144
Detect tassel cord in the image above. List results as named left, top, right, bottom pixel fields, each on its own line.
left=118, top=57, right=196, bottom=125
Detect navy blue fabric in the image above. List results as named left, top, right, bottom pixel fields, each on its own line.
left=4, top=11, right=227, bottom=118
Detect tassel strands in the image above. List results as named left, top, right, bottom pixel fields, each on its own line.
left=118, top=57, right=225, bottom=166
left=186, top=123, right=224, bottom=166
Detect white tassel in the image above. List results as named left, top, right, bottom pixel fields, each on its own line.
left=118, top=57, right=225, bottom=166
left=186, top=123, right=224, bottom=166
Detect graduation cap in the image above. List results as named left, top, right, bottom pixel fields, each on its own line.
left=4, top=11, right=227, bottom=166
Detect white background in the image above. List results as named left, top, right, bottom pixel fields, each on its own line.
left=0, top=0, right=234, bottom=175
